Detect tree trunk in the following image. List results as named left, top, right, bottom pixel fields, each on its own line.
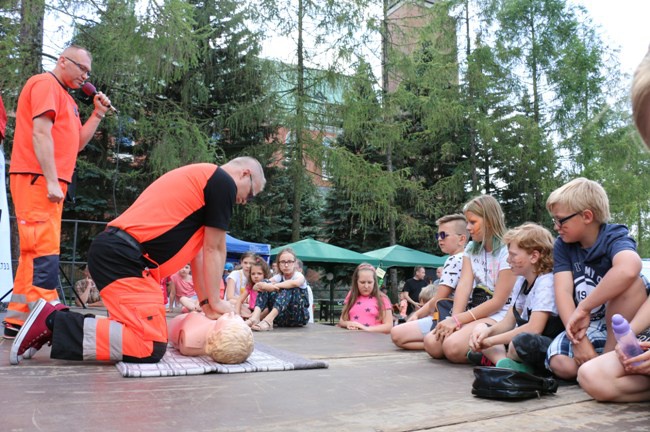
left=291, top=0, right=305, bottom=242
left=20, top=0, right=45, bottom=78
left=465, top=0, right=478, bottom=193
left=381, top=0, right=398, bottom=301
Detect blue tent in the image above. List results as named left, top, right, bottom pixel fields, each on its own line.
left=226, top=234, right=271, bottom=262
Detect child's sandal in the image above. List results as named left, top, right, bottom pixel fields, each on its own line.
left=252, top=320, right=273, bottom=332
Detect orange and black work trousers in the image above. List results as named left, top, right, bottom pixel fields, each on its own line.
left=5, top=174, right=66, bottom=328
left=51, top=229, right=167, bottom=362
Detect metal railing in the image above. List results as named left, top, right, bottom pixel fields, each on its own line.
left=7, top=217, right=108, bottom=305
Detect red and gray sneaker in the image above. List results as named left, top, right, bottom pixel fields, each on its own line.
left=9, top=299, right=68, bottom=365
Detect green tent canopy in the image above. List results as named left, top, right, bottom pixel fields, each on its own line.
left=270, top=238, right=379, bottom=266
left=363, top=244, right=447, bottom=268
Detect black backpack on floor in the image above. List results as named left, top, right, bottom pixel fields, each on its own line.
left=471, top=366, right=559, bottom=400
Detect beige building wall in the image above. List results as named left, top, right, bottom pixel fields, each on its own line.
left=385, top=1, right=458, bottom=93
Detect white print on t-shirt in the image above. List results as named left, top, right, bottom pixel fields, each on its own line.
left=469, top=249, right=503, bottom=292
left=439, top=253, right=463, bottom=294
left=573, top=269, right=606, bottom=321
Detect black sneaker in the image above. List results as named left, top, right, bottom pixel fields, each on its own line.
left=511, top=333, right=553, bottom=369
left=467, top=350, right=495, bottom=366
left=3, top=321, right=21, bottom=339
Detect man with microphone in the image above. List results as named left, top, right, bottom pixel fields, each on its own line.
left=4, top=45, right=112, bottom=339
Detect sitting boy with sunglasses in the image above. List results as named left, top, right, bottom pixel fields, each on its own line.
left=391, top=214, right=468, bottom=350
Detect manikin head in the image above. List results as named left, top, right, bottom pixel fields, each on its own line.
left=205, top=312, right=254, bottom=364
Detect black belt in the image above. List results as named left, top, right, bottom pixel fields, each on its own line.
left=105, top=226, right=144, bottom=253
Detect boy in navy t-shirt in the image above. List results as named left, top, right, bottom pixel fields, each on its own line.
left=577, top=51, right=650, bottom=402
left=545, top=177, right=647, bottom=380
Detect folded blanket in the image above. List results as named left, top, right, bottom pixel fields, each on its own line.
left=116, top=342, right=328, bottom=378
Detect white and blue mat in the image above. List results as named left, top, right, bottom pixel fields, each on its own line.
left=116, top=342, right=328, bottom=378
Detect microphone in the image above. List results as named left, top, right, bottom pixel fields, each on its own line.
left=81, top=82, right=118, bottom=114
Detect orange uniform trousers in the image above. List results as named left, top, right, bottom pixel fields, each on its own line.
left=5, top=174, right=65, bottom=327
left=51, top=229, right=168, bottom=362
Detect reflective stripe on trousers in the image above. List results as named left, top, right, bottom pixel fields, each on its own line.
left=6, top=174, right=66, bottom=326
left=83, top=317, right=124, bottom=361
left=91, top=277, right=167, bottom=360
left=4, top=295, right=52, bottom=323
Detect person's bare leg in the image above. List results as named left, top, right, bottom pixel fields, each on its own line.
left=391, top=321, right=425, bottom=350
left=578, top=351, right=650, bottom=402
left=247, top=307, right=262, bottom=326
left=442, top=320, right=492, bottom=364
left=423, top=331, right=445, bottom=359
left=252, top=308, right=278, bottom=331
left=507, top=343, right=522, bottom=361
left=179, top=296, right=200, bottom=312
left=263, top=308, right=279, bottom=325
left=604, top=277, right=647, bottom=352
left=549, top=354, right=579, bottom=380
left=481, top=343, right=507, bottom=364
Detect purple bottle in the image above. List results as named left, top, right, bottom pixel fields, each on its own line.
left=611, top=314, right=644, bottom=366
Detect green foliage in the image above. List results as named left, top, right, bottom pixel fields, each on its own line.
left=56, top=0, right=275, bottom=219
left=323, top=9, right=469, bottom=253
left=255, top=0, right=371, bottom=240
left=0, top=1, right=23, bottom=102
left=4, top=0, right=650, bottom=261
left=138, top=111, right=211, bottom=177
left=228, top=158, right=325, bottom=246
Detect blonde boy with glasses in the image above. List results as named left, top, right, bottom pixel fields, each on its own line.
left=544, top=177, right=647, bottom=380
left=577, top=47, right=650, bottom=402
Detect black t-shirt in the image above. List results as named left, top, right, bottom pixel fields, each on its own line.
left=402, top=277, right=428, bottom=315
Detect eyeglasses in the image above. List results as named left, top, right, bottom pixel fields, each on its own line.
left=436, top=231, right=457, bottom=241
left=64, top=56, right=91, bottom=77
left=552, top=211, right=580, bottom=227
left=279, top=260, right=295, bottom=266
left=247, top=174, right=256, bottom=202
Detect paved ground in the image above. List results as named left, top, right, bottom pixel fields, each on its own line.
left=1, top=308, right=648, bottom=432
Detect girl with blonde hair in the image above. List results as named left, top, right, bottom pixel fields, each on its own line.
left=427, top=195, right=518, bottom=363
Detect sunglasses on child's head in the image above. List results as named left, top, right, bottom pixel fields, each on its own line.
left=435, top=231, right=455, bottom=241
